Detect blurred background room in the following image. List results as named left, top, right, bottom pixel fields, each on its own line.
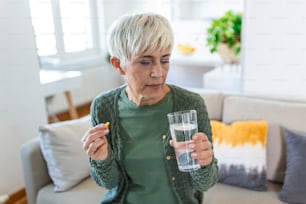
left=1, top=0, right=306, bottom=203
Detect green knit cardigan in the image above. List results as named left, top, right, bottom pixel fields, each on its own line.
left=89, top=84, right=219, bottom=204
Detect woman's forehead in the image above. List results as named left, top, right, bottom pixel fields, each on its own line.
left=136, top=47, right=171, bottom=57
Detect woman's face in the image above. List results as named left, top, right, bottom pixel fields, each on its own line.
left=118, top=48, right=171, bottom=106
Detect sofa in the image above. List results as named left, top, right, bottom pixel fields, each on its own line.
left=20, top=89, right=306, bottom=204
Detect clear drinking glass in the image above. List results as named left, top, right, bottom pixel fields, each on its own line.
left=167, top=110, right=200, bottom=172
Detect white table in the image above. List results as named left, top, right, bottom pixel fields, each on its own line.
left=168, top=46, right=222, bottom=88
left=171, top=47, right=221, bottom=67
left=40, top=69, right=82, bottom=119
left=203, top=64, right=242, bottom=92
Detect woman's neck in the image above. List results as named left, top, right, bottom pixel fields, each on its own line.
left=125, top=85, right=170, bottom=106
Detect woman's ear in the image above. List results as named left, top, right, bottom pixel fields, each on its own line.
left=110, top=57, right=125, bottom=75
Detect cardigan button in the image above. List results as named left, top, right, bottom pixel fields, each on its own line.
left=162, top=135, right=167, bottom=140
left=166, top=155, right=171, bottom=160
left=172, top=177, right=175, bottom=181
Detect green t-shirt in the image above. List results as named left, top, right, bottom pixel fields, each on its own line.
left=118, top=89, right=177, bottom=204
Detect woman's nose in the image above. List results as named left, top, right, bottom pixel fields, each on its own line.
left=150, top=63, right=163, bottom=78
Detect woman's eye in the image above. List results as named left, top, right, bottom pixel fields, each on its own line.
left=140, top=60, right=152, bottom=65
left=161, top=60, right=169, bottom=64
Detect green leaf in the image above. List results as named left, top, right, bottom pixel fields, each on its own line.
left=206, top=10, right=242, bottom=54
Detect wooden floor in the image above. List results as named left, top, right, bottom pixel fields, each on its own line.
left=5, top=102, right=91, bottom=204
left=48, top=102, right=91, bottom=123
left=4, top=189, right=28, bottom=204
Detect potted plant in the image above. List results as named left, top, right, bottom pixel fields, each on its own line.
left=206, top=10, right=242, bottom=64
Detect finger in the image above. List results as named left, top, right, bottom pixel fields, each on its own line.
left=189, top=138, right=211, bottom=151
left=197, top=150, right=213, bottom=165
left=83, top=129, right=108, bottom=151
left=87, top=138, right=105, bottom=156
left=194, top=140, right=212, bottom=151
left=192, top=149, right=213, bottom=165
left=91, top=144, right=108, bottom=160
left=192, top=132, right=208, bottom=141
left=82, top=126, right=109, bottom=145
left=203, top=140, right=212, bottom=150
left=197, top=157, right=213, bottom=166
left=81, top=127, right=101, bottom=142
left=88, top=122, right=110, bottom=134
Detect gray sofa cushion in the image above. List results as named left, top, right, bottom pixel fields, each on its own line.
left=37, top=178, right=106, bottom=204
left=205, top=182, right=285, bottom=204
left=266, top=124, right=286, bottom=183
left=279, top=129, right=306, bottom=204
left=37, top=179, right=284, bottom=204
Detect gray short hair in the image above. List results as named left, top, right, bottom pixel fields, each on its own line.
left=106, top=12, right=174, bottom=67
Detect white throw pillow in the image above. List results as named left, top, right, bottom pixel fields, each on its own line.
left=39, top=116, right=91, bottom=192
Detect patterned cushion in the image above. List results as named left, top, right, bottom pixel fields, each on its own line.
left=211, top=120, right=268, bottom=191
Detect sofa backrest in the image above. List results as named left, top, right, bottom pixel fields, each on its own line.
left=192, top=89, right=224, bottom=121
left=222, top=95, right=306, bottom=183
left=222, top=96, right=306, bottom=132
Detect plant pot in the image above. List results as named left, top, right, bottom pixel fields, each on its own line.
left=217, top=43, right=240, bottom=64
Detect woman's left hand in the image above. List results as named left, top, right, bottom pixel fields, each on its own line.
left=189, top=132, right=213, bottom=166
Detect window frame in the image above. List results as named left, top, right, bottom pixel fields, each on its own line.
left=31, top=0, right=105, bottom=70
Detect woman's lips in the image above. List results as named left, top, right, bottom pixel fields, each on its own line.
left=147, top=83, right=162, bottom=89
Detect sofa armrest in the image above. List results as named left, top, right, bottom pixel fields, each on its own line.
left=20, top=137, right=52, bottom=204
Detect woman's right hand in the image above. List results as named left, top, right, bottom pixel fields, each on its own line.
left=81, top=123, right=110, bottom=161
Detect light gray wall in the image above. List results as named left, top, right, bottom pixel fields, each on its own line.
left=0, top=0, right=47, bottom=195
left=242, top=0, right=306, bottom=100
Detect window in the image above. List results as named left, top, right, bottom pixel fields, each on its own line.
left=29, top=0, right=104, bottom=69
left=29, top=0, right=243, bottom=69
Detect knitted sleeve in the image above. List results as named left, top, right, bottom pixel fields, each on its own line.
left=88, top=90, right=122, bottom=189
left=172, top=85, right=219, bottom=192
left=188, top=95, right=219, bottom=192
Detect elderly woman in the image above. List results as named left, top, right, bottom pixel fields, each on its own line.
left=82, top=12, right=218, bottom=204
